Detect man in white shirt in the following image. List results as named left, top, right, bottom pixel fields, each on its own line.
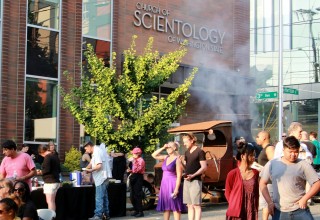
left=274, top=122, right=312, bottom=162
left=84, top=142, right=112, bottom=220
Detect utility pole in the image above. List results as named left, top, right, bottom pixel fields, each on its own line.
left=310, top=13, right=319, bottom=82
left=295, top=9, right=319, bottom=82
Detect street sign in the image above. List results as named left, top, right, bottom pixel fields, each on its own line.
left=256, top=91, right=278, bottom=100
left=283, top=87, right=299, bottom=95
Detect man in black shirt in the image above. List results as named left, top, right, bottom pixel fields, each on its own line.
left=181, top=133, right=207, bottom=220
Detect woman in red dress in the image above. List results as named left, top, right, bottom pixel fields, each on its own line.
left=225, top=142, right=259, bottom=220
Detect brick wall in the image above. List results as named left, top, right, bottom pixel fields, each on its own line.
left=114, top=0, right=237, bottom=70
left=59, top=0, right=83, bottom=160
left=0, top=1, right=82, bottom=160
left=0, top=0, right=250, bottom=160
left=113, top=0, right=250, bottom=124
left=0, top=0, right=27, bottom=143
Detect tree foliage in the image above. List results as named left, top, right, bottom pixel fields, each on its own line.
left=63, top=146, right=82, bottom=172
left=60, top=35, right=197, bottom=153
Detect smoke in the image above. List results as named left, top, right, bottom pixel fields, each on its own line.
left=170, top=0, right=255, bottom=140
left=190, top=61, right=255, bottom=140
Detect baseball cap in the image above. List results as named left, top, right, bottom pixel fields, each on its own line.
left=234, top=136, right=245, bottom=143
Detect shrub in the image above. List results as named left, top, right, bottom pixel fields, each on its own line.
left=63, top=146, right=81, bottom=172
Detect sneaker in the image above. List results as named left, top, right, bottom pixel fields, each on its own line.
left=102, top=214, right=111, bottom=220
left=134, top=212, right=144, bottom=218
left=88, top=216, right=102, bottom=220
left=130, top=211, right=138, bottom=216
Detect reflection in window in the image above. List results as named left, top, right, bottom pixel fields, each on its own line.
left=82, top=38, right=111, bottom=77
left=82, top=0, right=112, bottom=40
left=28, top=0, right=60, bottom=30
left=254, top=0, right=292, bottom=53
left=25, top=77, right=58, bottom=142
left=169, top=66, right=185, bottom=84
left=27, top=27, right=59, bottom=78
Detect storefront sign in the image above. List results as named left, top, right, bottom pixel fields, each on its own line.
left=133, top=2, right=226, bottom=54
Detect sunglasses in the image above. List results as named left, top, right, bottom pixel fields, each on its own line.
left=14, top=188, right=25, bottom=193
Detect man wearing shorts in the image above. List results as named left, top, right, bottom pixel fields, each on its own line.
left=38, top=144, right=61, bottom=211
left=181, top=133, right=207, bottom=220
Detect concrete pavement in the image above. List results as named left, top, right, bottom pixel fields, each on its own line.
left=115, top=202, right=320, bottom=220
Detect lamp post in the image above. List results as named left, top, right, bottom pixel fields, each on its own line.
left=278, top=0, right=284, bottom=141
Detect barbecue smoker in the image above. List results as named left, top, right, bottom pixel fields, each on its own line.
left=153, top=120, right=235, bottom=204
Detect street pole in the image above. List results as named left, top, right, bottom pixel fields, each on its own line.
left=278, top=0, right=284, bottom=141
left=296, top=9, right=319, bottom=82
left=310, top=16, right=319, bottom=82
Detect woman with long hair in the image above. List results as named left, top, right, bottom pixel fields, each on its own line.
left=13, top=181, right=38, bottom=220
left=225, top=142, right=259, bottom=220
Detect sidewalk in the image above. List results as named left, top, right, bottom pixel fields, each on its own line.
left=116, top=202, right=320, bottom=220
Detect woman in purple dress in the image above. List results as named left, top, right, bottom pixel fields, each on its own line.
left=152, top=141, right=186, bottom=220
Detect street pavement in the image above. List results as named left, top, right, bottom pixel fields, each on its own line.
left=115, top=202, right=320, bottom=220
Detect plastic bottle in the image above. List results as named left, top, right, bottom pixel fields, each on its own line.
left=13, top=170, right=17, bottom=180
left=171, top=193, right=177, bottom=199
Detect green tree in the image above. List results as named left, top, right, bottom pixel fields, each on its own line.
left=60, top=35, right=197, bottom=153
left=63, top=146, right=82, bottom=172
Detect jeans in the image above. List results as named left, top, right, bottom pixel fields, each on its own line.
left=273, top=208, right=314, bottom=220
left=94, top=179, right=109, bottom=217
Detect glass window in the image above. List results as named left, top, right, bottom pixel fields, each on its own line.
left=255, top=0, right=292, bottom=53
left=168, top=66, right=185, bottom=84
left=27, top=27, right=59, bottom=78
left=263, top=0, right=274, bottom=52
left=82, top=37, right=111, bottom=77
left=82, top=0, right=112, bottom=40
left=28, top=0, right=60, bottom=29
left=25, top=77, right=58, bottom=142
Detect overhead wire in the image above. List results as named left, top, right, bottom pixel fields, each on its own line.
left=264, top=102, right=276, bottom=129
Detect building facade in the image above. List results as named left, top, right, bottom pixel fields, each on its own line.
left=0, top=0, right=250, bottom=160
left=250, top=0, right=320, bottom=140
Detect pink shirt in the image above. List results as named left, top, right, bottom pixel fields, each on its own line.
left=132, top=157, right=145, bottom=174
left=0, top=152, right=35, bottom=189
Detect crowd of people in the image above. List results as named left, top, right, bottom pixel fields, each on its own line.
left=0, top=121, right=319, bottom=220
left=0, top=140, right=61, bottom=220
left=227, top=121, right=320, bottom=220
